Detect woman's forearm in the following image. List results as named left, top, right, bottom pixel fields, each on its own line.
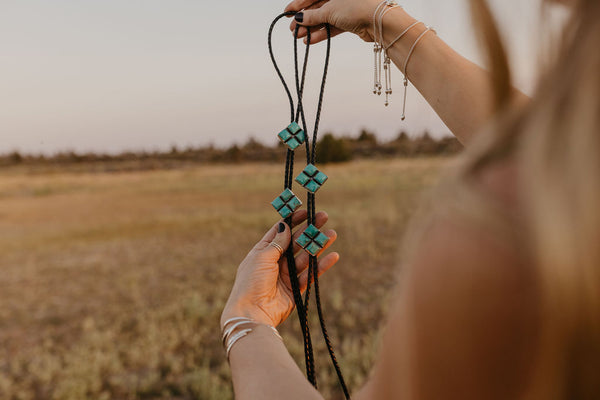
left=229, top=324, right=323, bottom=400
left=372, top=9, right=528, bottom=143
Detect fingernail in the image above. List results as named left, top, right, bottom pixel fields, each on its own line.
left=295, top=12, right=304, bottom=23
left=278, top=222, right=286, bottom=233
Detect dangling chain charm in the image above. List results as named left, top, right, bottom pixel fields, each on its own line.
left=401, top=77, right=408, bottom=121
left=400, top=25, right=436, bottom=121
left=372, top=0, right=400, bottom=102
left=371, top=0, right=436, bottom=121
left=373, top=43, right=381, bottom=94
left=384, top=55, right=392, bottom=106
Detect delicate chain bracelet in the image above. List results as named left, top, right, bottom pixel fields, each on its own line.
left=400, top=26, right=436, bottom=120
left=371, top=1, right=437, bottom=120
left=221, top=317, right=283, bottom=360
left=372, top=0, right=401, bottom=103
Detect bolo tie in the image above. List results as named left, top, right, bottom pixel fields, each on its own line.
left=267, top=11, right=350, bottom=399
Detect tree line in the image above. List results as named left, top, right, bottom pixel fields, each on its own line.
left=0, top=130, right=462, bottom=170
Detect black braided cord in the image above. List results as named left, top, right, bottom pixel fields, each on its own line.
left=268, top=12, right=350, bottom=399
left=268, top=11, right=316, bottom=385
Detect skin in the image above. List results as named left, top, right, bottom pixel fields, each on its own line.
left=220, top=0, right=568, bottom=398
left=284, top=0, right=531, bottom=144
left=221, top=210, right=339, bottom=329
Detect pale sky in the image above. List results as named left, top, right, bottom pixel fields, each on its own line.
left=1, top=0, right=557, bottom=154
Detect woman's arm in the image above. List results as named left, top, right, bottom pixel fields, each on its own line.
left=221, top=210, right=337, bottom=400
left=285, top=0, right=529, bottom=144
left=228, top=323, right=322, bottom=400
left=224, top=213, right=538, bottom=399
left=223, top=171, right=538, bottom=399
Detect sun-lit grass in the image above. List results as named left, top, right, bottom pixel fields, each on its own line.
left=0, top=158, right=451, bottom=399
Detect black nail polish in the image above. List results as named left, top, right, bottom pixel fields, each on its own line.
left=278, top=222, right=286, bottom=233
left=294, top=12, right=304, bottom=23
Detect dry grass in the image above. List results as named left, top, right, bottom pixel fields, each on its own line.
left=0, top=158, right=451, bottom=399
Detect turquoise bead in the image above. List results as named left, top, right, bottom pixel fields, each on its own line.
left=271, top=189, right=302, bottom=218
left=295, top=164, right=328, bottom=193
left=278, top=122, right=306, bottom=151
left=295, top=224, right=330, bottom=256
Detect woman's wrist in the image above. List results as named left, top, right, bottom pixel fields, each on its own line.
left=220, top=301, right=274, bottom=331
left=365, top=3, right=422, bottom=47
left=228, top=323, right=284, bottom=360
left=222, top=317, right=283, bottom=361
left=373, top=7, right=421, bottom=49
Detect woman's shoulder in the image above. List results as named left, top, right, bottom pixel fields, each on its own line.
left=399, top=208, right=538, bottom=397
left=375, top=157, right=539, bottom=399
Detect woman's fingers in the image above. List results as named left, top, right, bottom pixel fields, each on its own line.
left=298, top=252, right=340, bottom=292
left=255, top=210, right=307, bottom=250
left=288, top=0, right=328, bottom=28
left=303, top=26, right=344, bottom=44
left=289, top=0, right=327, bottom=36
left=256, top=209, right=327, bottom=252
left=264, top=222, right=292, bottom=260
left=293, top=24, right=344, bottom=43
left=284, top=0, right=325, bottom=14
left=292, top=24, right=322, bottom=39
left=290, top=209, right=309, bottom=228
left=295, top=3, right=334, bottom=27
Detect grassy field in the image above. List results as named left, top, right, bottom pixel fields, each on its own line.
left=0, top=157, right=451, bottom=400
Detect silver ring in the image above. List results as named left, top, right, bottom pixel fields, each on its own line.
left=270, top=242, right=284, bottom=255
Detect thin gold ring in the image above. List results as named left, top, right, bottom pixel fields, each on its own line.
left=270, top=242, right=284, bottom=255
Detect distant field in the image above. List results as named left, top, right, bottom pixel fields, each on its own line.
left=0, top=157, right=452, bottom=400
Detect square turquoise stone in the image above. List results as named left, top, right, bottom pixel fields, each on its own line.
left=287, top=196, right=302, bottom=211
left=295, top=233, right=312, bottom=249
left=295, top=224, right=329, bottom=256
left=288, top=121, right=302, bottom=134
left=280, top=188, right=294, bottom=202
left=295, top=164, right=328, bottom=193
left=285, top=137, right=301, bottom=150
left=305, top=242, right=323, bottom=256
left=271, top=196, right=285, bottom=210
left=279, top=205, right=294, bottom=218
left=278, top=122, right=306, bottom=151
left=303, top=163, right=318, bottom=177
left=271, top=189, right=302, bottom=218
left=313, top=172, right=328, bottom=185
left=304, top=224, right=320, bottom=238
left=295, top=172, right=310, bottom=186
left=279, top=130, right=292, bottom=142
left=304, top=180, right=320, bottom=193
left=314, top=232, right=330, bottom=247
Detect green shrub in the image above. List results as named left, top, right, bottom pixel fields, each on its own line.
left=316, top=134, right=352, bottom=164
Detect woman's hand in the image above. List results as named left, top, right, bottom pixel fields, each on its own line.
left=285, top=0, right=383, bottom=44
left=221, top=210, right=339, bottom=329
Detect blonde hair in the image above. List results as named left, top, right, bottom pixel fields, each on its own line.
left=457, top=0, right=600, bottom=398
